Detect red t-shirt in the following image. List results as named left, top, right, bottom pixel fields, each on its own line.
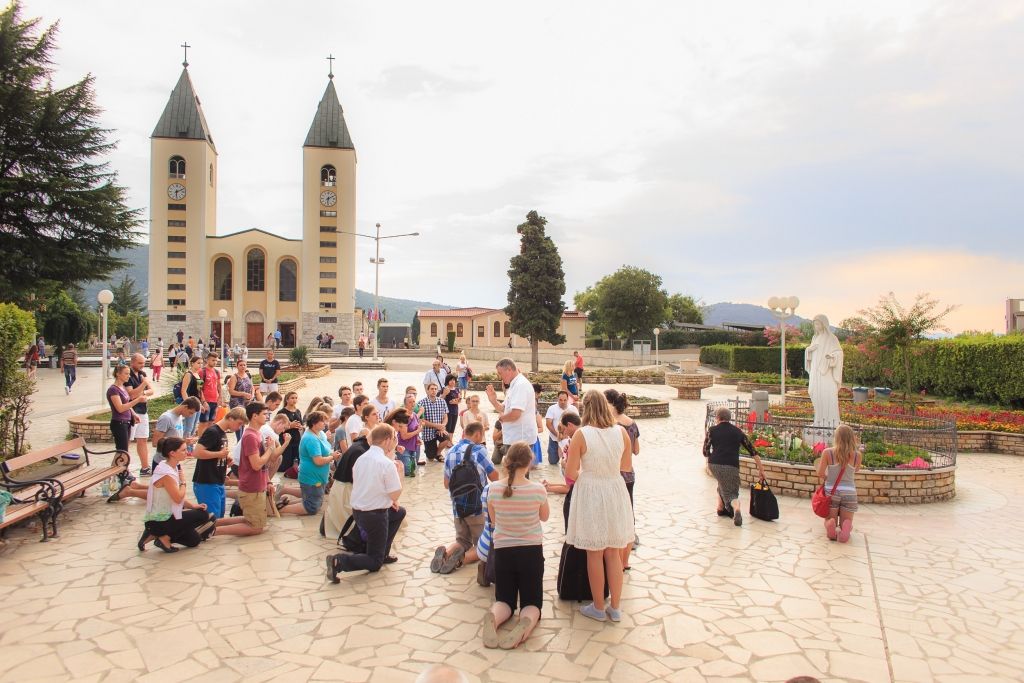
left=574, top=354, right=584, bottom=369
left=201, top=367, right=221, bottom=402
left=238, top=427, right=268, bottom=493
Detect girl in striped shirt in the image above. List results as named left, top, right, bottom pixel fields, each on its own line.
left=482, top=442, right=549, bottom=650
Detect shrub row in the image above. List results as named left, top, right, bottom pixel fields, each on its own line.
left=657, top=329, right=766, bottom=349
left=700, top=344, right=807, bottom=379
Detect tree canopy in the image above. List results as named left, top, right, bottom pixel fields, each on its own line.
left=0, top=2, right=140, bottom=305
left=505, top=210, right=566, bottom=371
left=109, top=274, right=144, bottom=316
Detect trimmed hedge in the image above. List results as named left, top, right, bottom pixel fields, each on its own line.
left=845, top=335, right=1024, bottom=408
left=700, top=344, right=806, bottom=378
left=658, top=329, right=766, bottom=349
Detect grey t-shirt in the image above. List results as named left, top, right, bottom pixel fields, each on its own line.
left=153, top=410, right=183, bottom=464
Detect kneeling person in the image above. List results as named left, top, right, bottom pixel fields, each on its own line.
left=193, top=407, right=247, bottom=518
left=280, top=412, right=341, bottom=515
left=431, top=421, right=499, bottom=574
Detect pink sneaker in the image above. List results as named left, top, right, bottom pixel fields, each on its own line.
left=825, top=518, right=838, bottom=541
left=838, top=519, right=853, bottom=543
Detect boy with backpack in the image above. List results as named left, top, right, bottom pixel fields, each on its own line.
left=431, top=421, right=499, bottom=575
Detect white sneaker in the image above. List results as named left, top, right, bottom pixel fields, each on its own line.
left=64, top=386, right=69, bottom=395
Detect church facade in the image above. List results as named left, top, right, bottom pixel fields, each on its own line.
left=146, top=64, right=359, bottom=349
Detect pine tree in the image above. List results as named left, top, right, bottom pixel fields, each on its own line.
left=109, top=273, right=144, bottom=316
left=0, top=3, right=140, bottom=304
left=505, top=211, right=566, bottom=372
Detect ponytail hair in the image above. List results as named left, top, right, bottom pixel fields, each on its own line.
left=157, top=436, right=185, bottom=459
left=603, top=388, right=628, bottom=415
left=502, top=442, right=534, bottom=498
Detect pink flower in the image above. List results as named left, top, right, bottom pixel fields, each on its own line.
left=896, top=457, right=930, bottom=470
left=812, top=442, right=826, bottom=454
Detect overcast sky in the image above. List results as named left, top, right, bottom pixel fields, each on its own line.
left=23, top=0, right=1024, bottom=332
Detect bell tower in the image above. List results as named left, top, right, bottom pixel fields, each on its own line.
left=300, top=60, right=357, bottom=347
left=148, top=48, right=218, bottom=345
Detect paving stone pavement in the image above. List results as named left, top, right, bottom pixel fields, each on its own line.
left=1, top=367, right=1022, bottom=682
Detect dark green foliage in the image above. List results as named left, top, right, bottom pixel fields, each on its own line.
left=410, top=312, right=420, bottom=345
left=288, top=345, right=310, bottom=368
left=0, top=3, right=141, bottom=304
left=666, top=293, right=704, bottom=325
left=701, top=344, right=807, bottom=378
left=108, top=274, right=144, bottom=316
left=447, top=331, right=456, bottom=353
left=658, top=328, right=764, bottom=348
left=505, top=211, right=566, bottom=371
left=592, top=266, right=667, bottom=341
left=40, top=290, right=90, bottom=349
left=0, top=303, right=36, bottom=458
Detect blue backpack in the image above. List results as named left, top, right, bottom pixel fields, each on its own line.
left=172, top=380, right=184, bottom=404
left=449, top=440, right=485, bottom=518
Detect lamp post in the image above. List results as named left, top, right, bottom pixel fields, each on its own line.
left=767, top=296, right=800, bottom=404
left=338, top=223, right=419, bottom=362
left=218, top=308, right=227, bottom=376
left=653, top=327, right=661, bottom=366
left=97, top=289, right=114, bottom=406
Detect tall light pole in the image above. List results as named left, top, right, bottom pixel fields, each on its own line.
left=97, top=289, right=114, bottom=406
left=653, top=327, right=661, bottom=366
left=337, top=224, right=419, bottom=362
left=767, top=296, right=800, bottom=404
left=218, top=308, right=228, bottom=376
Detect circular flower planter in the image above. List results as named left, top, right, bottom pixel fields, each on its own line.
left=536, top=398, right=669, bottom=419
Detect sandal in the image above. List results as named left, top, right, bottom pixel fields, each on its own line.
left=498, top=614, right=536, bottom=650
left=482, top=612, right=499, bottom=649
left=107, top=482, right=128, bottom=503
left=137, top=530, right=153, bottom=551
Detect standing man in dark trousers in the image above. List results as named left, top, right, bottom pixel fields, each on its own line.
left=326, top=424, right=406, bottom=580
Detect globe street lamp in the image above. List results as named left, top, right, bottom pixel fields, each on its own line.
left=97, top=289, right=114, bottom=406
left=338, top=224, right=419, bottom=361
left=767, top=296, right=800, bottom=404
left=653, top=327, right=661, bottom=366
left=218, top=308, right=228, bottom=376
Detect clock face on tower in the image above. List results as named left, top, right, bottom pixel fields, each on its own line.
left=167, top=183, right=186, bottom=200
left=320, top=190, right=337, bottom=207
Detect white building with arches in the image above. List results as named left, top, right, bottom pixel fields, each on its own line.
left=147, top=62, right=358, bottom=349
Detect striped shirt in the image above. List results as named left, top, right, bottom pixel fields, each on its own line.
left=488, top=480, right=546, bottom=549
left=476, top=484, right=493, bottom=562
left=61, top=349, right=78, bottom=366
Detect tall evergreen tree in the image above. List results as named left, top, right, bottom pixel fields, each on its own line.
left=505, top=210, right=566, bottom=371
left=0, top=3, right=140, bottom=305
left=109, top=273, right=144, bottom=316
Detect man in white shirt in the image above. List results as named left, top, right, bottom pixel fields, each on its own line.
left=330, top=385, right=354, bottom=432
left=326, top=424, right=406, bottom=580
left=423, top=359, right=447, bottom=393
left=545, top=390, right=578, bottom=465
left=346, top=395, right=369, bottom=441
left=485, top=358, right=537, bottom=462
left=369, top=378, right=396, bottom=420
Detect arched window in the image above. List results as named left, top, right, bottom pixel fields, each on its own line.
left=169, top=156, right=186, bottom=178
left=321, top=165, right=336, bottom=186
left=213, top=257, right=232, bottom=300
left=430, top=322, right=438, bottom=337
left=456, top=323, right=464, bottom=338
left=279, top=260, right=297, bottom=302
left=493, top=321, right=500, bottom=337
left=246, top=249, right=265, bottom=291
left=446, top=323, right=454, bottom=335
left=503, top=321, right=511, bottom=337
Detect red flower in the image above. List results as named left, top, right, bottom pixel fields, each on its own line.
left=754, top=438, right=771, bottom=448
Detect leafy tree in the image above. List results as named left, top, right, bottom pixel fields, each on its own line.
left=857, top=292, right=956, bottom=413
left=666, top=293, right=704, bottom=325
left=109, top=273, right=144, bottom=316
left=594, top=266, right=669, bottom=342
left=40, top=290, right=90, bottom=350
left=573, top=286, right=606, bottom=338
left=0, top=3, right=141, bottom=305
left=504, top=210, right=566, bottom=371
left=0, top=303, right=36, bottom=458
left=109, top=309, right=148, bottom=340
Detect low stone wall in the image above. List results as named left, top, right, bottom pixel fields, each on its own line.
left=737, top=382, right=784, bottom=395
left=537, top=400, right=669, bottom=419
left=958, top=431, right=1024, bottom=455
left=285, top=364, right=331, bottom=380
left=738, top=457, right=956, bottom=504
left=67, top=414, right=155, bottom=442
left=467, top=375, right=664, bottom=392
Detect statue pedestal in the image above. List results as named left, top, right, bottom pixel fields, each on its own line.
left=666, top=372, right=713, bottom=399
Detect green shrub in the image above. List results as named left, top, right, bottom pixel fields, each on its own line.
left=702, top=344, right=806, bottom=378
left=700, top=344, right=734, bottom=369
left=658, top=329, right=766, bottom=348
left=288, top=345, right=310, bottom=368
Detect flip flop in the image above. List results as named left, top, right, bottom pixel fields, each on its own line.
left=498, top=615, right=534, bottom=650
left=482, top=612, right=500, bottom=649
left=430, top=546, right=447, bottom=573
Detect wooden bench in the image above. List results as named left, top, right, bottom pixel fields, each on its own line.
left=0, top=438, right=130, bottom=542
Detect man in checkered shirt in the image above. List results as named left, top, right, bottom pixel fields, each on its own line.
left=417, top=382, right=451, bottom=462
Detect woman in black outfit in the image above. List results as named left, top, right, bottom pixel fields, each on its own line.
left=278, top=390, right=303, bottom=476
left=179, top=356, right=204, bottom=439
left=702, top=407, right=766, bottom=527
left=138, top=437, right=216, bottom=552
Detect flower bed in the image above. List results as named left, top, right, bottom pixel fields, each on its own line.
left=770, top=401, right=1024, bottom=435
left=749, top=428, right=931, bottom=468
left=470, top=368, right=665, bottom=387
left=723, top=372, right=808, bottom=387
left=537, top=393, right=669, bottom=419
left=785, top=387, right=939, bottom=406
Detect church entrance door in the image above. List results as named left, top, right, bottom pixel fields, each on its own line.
left=279, top=323, right=296, bottom=348
left=247, top=322, right=264, bottom=348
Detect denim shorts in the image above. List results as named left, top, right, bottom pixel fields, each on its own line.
left=199, top=402, right=218, bottom=422
left=300, top=482, right=325, bottom=515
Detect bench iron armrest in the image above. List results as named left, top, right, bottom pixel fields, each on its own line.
left=83, top=447, right=130, bottom=470
left=0, top=477, right=64, bottom=504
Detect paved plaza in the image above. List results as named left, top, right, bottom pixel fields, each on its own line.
left=1, top=365, right=1022, bottom=682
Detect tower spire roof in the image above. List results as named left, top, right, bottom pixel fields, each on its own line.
left=152, top=67, right=216, bottom=150
left=304, top=78, right=354, bottom=149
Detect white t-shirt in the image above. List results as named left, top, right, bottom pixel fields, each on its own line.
left=332, top=402, right=353, bottom=422
left=501, top=373, right=537, bottom=445
left=350, top=446, right=402, bottom=511
left=370, top=397, right=396, bottom=420
left=345, top=413, right=364, bottom=439
left=544, top=403, right=578, bottom=441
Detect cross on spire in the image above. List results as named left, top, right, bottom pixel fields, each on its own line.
left=326, top=53, right=335, bottom=80
left=181, top=42, right=191, bottom=68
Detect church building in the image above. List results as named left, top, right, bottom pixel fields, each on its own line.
left=146, top=60, right=359, bottom=349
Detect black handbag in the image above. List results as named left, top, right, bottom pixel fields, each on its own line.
left=339, top=515, right=367, bottom=554
left=749, top=479, right=780, bottom=521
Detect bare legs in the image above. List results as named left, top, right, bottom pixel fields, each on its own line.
left=586, top=547, right=625, bottom=611
left=213, top=516, right=263, bottom=536
left=134, top=437, right=150, bottom=471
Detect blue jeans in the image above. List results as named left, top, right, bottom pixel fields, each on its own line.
left=458, top=376, right=468, bottom=390
left=397, top=452, right=414, bottom=477
left=300, top=483, right=325, bottom=514
left=337, top=506, right=406, bottom=573
left=547, top=438, right=560, bottom=465
left=182, top=411, right=200, bottom=439
left=64, top=365, right=76, bottom=389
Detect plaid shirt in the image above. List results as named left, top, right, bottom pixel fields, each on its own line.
left=417, top=396, right=448, bottom=441
left=444, top=439, right=495, bottom=518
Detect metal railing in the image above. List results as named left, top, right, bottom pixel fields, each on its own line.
left=705, top=399, right=957, bottom=470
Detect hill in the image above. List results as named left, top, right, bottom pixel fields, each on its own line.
left=703, top=301, right=811, bottom=328
left=79, top=243, right=452, bottom=322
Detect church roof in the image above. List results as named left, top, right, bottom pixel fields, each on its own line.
left=304, top=79, right=354, bottom=149
left=152, top=68, right=216, bottom=150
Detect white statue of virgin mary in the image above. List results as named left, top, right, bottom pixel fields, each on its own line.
left=804, top=314, right=843, bottom=428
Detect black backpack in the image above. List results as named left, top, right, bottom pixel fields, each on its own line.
left=448, top=442, right=484, bottom=518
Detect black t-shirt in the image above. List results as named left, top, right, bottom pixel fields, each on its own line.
left=335, top=437, right=370, bottom=483
left=702, top=422, right=756, bottom=468
left=280, top=408, right=302, bottom=461
left=194, top=423, right=229, bottom=484
left=127, top=369, right=148, bottom=414
left=259, top=359, right=281, bottom=382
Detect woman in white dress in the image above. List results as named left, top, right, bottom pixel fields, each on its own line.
left=565, top=390, right=634, bottom=622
